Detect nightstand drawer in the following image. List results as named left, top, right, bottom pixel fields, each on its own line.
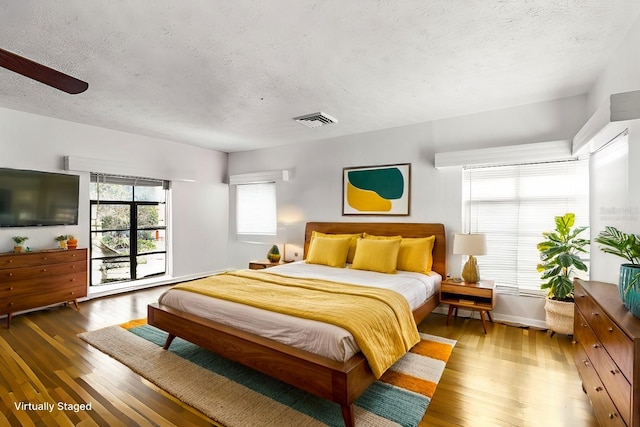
left=441, top=283, right=493, bottom=298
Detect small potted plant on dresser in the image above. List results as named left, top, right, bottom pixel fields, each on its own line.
left=594, top=226, right=640, bottom=317
left=66, top=235, right=78, bottom=250
left=537, top=213, right=589, bottom=335
left=12, top=236, right=29, bottom=253
left=55, top=235, right=68, bottom=249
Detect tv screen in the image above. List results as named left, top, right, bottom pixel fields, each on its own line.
left=0, top=168, right=80, bottom=227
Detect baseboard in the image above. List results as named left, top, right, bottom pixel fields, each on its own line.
left=432, top=305, right=548, bottom=330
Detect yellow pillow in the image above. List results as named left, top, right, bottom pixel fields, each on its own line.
left=362, top=233, right=403, bottom=241
left=397, top=236, right=436, bottom=274
left=351, top=238, right=401, bottom=274
left=310, top=231, right=362, bottom=263
left=306, top=236, right=352, bottom=268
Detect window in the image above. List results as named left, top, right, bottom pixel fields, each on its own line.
left=463, top=159, right=589, bottom=296
left=90, top=174, right=169, bottom=286
left=236, top=182, right=277, bottom=236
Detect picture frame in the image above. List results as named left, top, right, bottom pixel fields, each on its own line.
left=342, top=163, right=411, bottom=216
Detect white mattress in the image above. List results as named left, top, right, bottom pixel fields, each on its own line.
left=158, top=261, right=441, bottom=362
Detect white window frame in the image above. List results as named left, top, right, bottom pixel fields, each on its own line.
left=463, top=159, right=590, bottom=297
left=235, top=182, right=277, bottom=238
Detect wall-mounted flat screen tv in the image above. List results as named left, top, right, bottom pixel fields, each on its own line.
left=0, top=168, right=80, bottom=227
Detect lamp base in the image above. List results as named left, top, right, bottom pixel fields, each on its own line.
left=461, top=255, right=480, bottom=283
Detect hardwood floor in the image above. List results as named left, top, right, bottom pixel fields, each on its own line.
left=418, top=312, right=598, bottom=427
left=0, top=286, right=598, bottom=426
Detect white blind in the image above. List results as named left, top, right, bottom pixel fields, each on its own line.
left=236, top=183, right=277, bottom=235
left=463, top=159, right=589, bottom=296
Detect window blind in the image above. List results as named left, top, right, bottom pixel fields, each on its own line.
left=463, top=159, right=589, bottom=296
left=236, top=182, right=277, bottom=235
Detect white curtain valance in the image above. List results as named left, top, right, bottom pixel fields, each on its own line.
left=64, top=155, right=194, bottom=182
left=434, top=140, right=573, bottom=169
left=572, top=90, right=640, bottom=156
left=228, top=169, right=294, bottom=185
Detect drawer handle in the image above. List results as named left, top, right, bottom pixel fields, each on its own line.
left=611, top=369, right=620, bottom=375
left=592, top=312, right=599, bottom=316
left=42, top=268, right=47, bottom=272
left=42, top=257, right=47, bottom=260
left=594, top=386, right=603, bottom=392
left=592, top=344, right=600, bottom=349
left=8, top=260, right=12, bottom=263
left=581, top=323, right=587, bottom=327
left=8, top=302, right=13, bottom=306
left=583, top=359, right=590, bottom=366
left=70, top=291, right=74, bottom=295
left=7, top=273, right=12, bottom=277
left=71, top=265, right=76, bottom=269
left=609, top=413, right=618, bottom=419
left=608, top=327, right=614, bottom=332
left=70, top=278, right=76, bottom=282
left=9, top=287, right=13, bottom=291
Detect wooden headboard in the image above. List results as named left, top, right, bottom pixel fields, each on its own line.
left=304, top=222, right=446, bottom=278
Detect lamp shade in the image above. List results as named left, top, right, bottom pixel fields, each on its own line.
left=453, top=233, right=487, bottom=256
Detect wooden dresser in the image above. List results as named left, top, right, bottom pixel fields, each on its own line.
left=0, top=248, right=88, bottom=328
left=574, top=279, right=640, bottom=427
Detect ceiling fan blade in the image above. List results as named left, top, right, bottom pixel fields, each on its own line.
left=0, top=48, right=88, bottom=94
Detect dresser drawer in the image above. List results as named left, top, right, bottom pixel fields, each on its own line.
left=0, top=285, right=86, bottom=314
left=0, top=249, right=87, bottom=269
left=574, top=342, right=626, bottom=427
left=0, top=260, right=87, bottom=282
left=0, top=273, right=87, bottom=299
left=574, top=310, right=630, bottom=424
left=575, top=283, right=634, bottom=381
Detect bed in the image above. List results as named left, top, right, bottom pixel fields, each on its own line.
left=147, top=222, right=446, bottom=427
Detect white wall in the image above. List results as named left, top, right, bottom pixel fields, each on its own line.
left=0, top=107, right=229, bottom=285
left=586, top=15, right=640, bottom=283
left=228, top=95, right=587, bottom=327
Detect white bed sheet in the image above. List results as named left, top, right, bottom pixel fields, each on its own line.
left=158, top=261, right=441, bottom=362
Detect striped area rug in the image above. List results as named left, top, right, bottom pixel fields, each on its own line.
left=79, top=321, right=455, bottom=427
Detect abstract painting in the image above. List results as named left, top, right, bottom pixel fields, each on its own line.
left=342, top=163, right=410, bottom=215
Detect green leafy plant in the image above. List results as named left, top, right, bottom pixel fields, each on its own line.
left=55, top=235, right=68, bottom=242
left=594, top=226, right=640, bottom=296
left=537, top=213, right=589, bottom=301
left=12, top=236, right=28, bottom=245
left=594, top=226, right=640, bottom=265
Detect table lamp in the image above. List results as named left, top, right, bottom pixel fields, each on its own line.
left=453, top=233, right=487, bottom=283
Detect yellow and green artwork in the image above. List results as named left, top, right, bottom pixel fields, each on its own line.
left=342, top=164, right=410, bottom=215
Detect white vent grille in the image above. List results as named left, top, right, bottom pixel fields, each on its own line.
left=293, top=112, right=338, bottom=128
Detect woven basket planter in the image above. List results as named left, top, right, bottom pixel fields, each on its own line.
left=544, top=297, right=574, bottom=335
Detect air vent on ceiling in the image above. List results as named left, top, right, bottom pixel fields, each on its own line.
left=293, top=112, right=338, bottom=128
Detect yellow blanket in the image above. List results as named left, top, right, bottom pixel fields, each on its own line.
left=172, top=270, right=420, bottom=378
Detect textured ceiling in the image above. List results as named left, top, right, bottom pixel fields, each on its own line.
left=1, top=1, right=639, bottom=153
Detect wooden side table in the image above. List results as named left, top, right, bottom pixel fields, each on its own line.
left=248, top=260, right=287, bottom=270
left=440, top=279, right=496, bottom=334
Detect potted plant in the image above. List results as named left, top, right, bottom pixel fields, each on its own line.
left=12, top=236, right=29, bottom=253
left=66, top=235, right=78, bottom=250
left=55, top=235, right=68, bottom=249
left=537, top=213, right=589, bottom=335
left=267, top=244, right=281, bottom=262
left=594, top=226, right=640, bottom=317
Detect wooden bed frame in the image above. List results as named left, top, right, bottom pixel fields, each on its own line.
left=148, top=222, right=446, bottom=427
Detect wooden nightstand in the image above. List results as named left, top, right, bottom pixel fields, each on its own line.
left=440, top=279, right=496, bottom=334
left=248, top=260, right=286, bottom=270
